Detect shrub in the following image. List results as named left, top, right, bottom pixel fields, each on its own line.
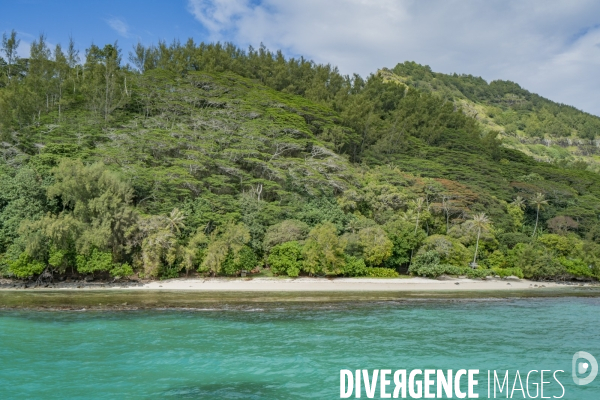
left=8, top=253, right=45, bottom=278
left=498, top=233, right=531, bottom=249
left=263, top=220, right=309, bottom=252
left=341, top=256, right=367, bottom=277
left=221, top=246, right=257, bottom=276
left=466, top=268, right=493, bottom=279
left=110, top=263, right=134, bottom=279
left=410, top=263, right=468, bottom=278
left=523, top=254, right=567, bottom=280
left=365, top=267, right=399, bottom=278
left=418, top=235, right=470, bottom=265
left=491, top=267, right=524, bottom=279
left=268, top=241, right=303, bottom=277
left=558, top=257, right=594, bottom=278
left=76, top=249, right=114, bottom=274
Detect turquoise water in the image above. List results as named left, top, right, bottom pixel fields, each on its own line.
left=1, top=297, right=599, bottom=399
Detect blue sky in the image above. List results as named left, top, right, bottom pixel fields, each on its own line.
left=3, top=0, right=600, bottom=116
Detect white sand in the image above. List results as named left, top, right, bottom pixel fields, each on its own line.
left=125, top=277, right=572, bottom=292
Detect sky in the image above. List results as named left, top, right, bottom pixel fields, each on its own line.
left=2, top=0, right=600, bottom=116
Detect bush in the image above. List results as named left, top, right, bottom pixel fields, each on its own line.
left=341, top=256, right=367, bottom=277
left=410, top=263, right=468, bottom=278
left=76, top=249, right=113, bottom=274
left=263, top=220, right=309, bottom=252
left=491, top=267, right=524, bottom=279
left=418, top=235, right=470, bottom=265
left=523, top=254, right=566, bottom=280
left=498, top=233, right=531, bottom=249
left=365, top=267, right=399, bottom=278
left=110, top=263, right=134, bottom=279
left=268, top=241, right=303, bottom=277
left=466, top=268, right=493, bottom=279
left=558, top=257, right=594, bottom=278
left=221, top=246, right=257, bottom=276
left=8, top=253, right=45, bottom=278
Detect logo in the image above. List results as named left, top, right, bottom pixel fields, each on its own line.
left=572, top=351, right=598, bottom=386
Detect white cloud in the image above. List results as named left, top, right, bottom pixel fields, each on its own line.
left=107, top=17, right=130, bottom=38
left=187, top=0, right=600, bottom=115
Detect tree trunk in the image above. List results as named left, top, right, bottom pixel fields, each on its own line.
left=473, top=228, right=481, bottom=265
left=414, top=212, right=420, bottom=234
left=533, top=206, right=540, bottom=237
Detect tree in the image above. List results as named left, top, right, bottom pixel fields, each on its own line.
left=411, top=197, right=425, bottom=234
left=268, top=241, right=303, bottom=277
left=358, top=226, right=393, bottom=266
left=302, top=222, right=346, bottom=275
left=165, top=208, right=186, bottom=234
left=511, top=196, right=526, bottom=210
left=1, top=29, right=19, bottom=80
left=382, top=219, right=426, bottom=270
left=53, top=44, right=69, bottom=120
left=506, top=199, right=525, bottom=233
left=181, top=229, right=207, bottom=276
left=201, top=222, right=251, bottom=276
left=547, top=216, right=578, bottom=235
left=530, top=193, right=548, bottom=237
left=470, top=213, right=491, bottom=266
left=263, top=219, right=309, bottom=253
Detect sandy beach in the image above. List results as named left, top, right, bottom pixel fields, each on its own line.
left=120, top=277, right=578, bottom=291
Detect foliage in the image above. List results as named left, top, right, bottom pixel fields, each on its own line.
left=110, top=263, right=133, bottom=279
left=491, top=267, right=524, bottom=279
left=341, top=255, right=368, bottom=277
left=357, top=225, right=393, bottom=266
left=201, top=222, right=251, bottom=276
left=268, top=241, right=303, bottom=277
left=8, top=253, right=45, bottom=278
left=302, top=222, right=346, bottom=275
left=0, top=34, right=599, bottom=282
left=76, top=249, right=113, bottom=274
left=418, top=235, right=470, bottom=266
left=263, top=220, right=309, bottom=253
left=221, top=246, right=257, bottom=276
left=364, top=267, right=399, bottom=278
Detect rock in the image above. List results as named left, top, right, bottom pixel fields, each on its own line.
left=505, top=276, right=521, bottom=282
left=84, top=275, right=94, bottom=282
left=437, top=274, right=455, bottom=281
left=454, top=282, right=460, bottom=285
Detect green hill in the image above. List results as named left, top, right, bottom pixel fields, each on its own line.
left=380, top=63, right=600, bottom=171
left=0, top=34, right=599, bottom=281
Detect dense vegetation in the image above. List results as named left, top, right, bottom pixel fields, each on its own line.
left=1, top=30, right=599, bottom=281
left=380, top=64, right=600, bottom=171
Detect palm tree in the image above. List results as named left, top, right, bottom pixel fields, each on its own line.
left=165, top=208, right=186, bottom=234
left=530, top=193, right=548, bottom=237
left=471, top=213, right=491, bottom=267
left=411, top=197, right=425, bottom=234
left=511, top=196, right=526, bottom=210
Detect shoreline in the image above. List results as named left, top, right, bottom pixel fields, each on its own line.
left=1, top=278, right=599, bottom=310
left=1, top=276, right=597, bottom=292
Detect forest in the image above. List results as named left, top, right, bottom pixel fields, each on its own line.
left=1, top=30, right=600, bottom=282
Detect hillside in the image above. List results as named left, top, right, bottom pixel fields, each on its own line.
left=380, top=63, right=600, bottom=171
left=0, top=35, right=599, bottom=281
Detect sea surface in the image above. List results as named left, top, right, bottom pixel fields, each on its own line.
left=1, top=295, right=599, bottom=399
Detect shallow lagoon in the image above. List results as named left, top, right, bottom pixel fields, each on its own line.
left=1, top=293, right=599, bottom=399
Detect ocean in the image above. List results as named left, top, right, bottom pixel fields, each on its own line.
left=0, top=294, right=599, bottom=399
